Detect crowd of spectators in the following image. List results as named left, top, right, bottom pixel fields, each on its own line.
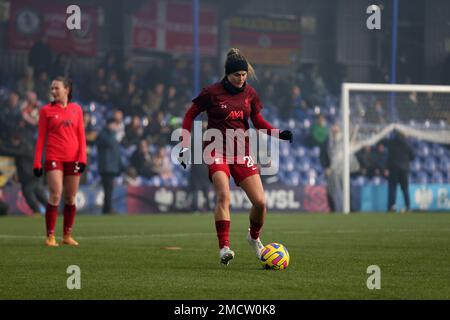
left=0, top=47, right=334, bottom=192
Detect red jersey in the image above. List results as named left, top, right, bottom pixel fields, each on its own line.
left=33, top=102, right=87, bottom=168
left=182, top=79, right=278, bottom=159
left=192, top=81, right=263, bottom=132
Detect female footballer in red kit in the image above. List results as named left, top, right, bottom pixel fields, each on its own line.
left=33, top=77, right=87, bottom=247
left=179, top=48, right=293, bottom=265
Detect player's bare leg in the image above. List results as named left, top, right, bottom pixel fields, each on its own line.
left=212, top=171, right=234, bottom=265
left=45, top=170, right=64, bottom=247
left=239, top=174, right=266, bottom=258
left=61, top=175, right=80, bottom=246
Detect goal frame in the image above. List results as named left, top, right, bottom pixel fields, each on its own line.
left=341, top=83, right=450, bottom=214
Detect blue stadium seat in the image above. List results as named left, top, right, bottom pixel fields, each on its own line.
left=306, top=169, right=317, bottom=185
left=287, top=172, right=301, bottom=186
left=296, top=146, right=306, bottom=157
left=417, top=142, right=430, bottom=158
left=370, top=176, right=386, bottom=185
left=310, top=146, right=321, bottom=158
left=415, top=172, right=429, bottom=184
left=285, top=158, right=295, bottom=172
left=424, top=158, right=437, bottom=173
left=280, top=144, right=290, bottom=157
left=303, top=119, right=311, bottom=129
left=298, top=159, right=311, bottom=172
left=431, top=171, right=445, bottom=184
left=411, top=159, right=421, bottom=172
left=439, top=157, right=450, bottom=172
left=431, top=144, right=446, bottom=157
left=352, top=176, right=367, bottom=186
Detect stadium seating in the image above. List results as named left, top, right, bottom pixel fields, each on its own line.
left=1, top=85, right=448, bottom=188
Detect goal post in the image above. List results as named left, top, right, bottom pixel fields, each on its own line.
left=340, top=83, right=450, bottom=214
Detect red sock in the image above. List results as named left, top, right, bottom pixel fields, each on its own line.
left=63, top=204, right=76, bottom=235
left=250, top=219, right=263, bottom=240
left=45, top=203, right=58, bottom=237
left=215, top=220, right=230, bottom=249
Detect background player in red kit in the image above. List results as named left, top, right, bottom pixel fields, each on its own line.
left=179, top=48, right=293, bottom=265
left=33, top=77, right=87, bottom=247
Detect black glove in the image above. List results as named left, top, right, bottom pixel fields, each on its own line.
left=178, top=148, right=190, bottom=169
left=76, top=162, right=86, bottom=174
left=33, top=168, right=43, bottom=177
left=279, top=130, right=293, bottom=143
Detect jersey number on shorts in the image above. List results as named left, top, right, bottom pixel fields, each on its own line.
left=244, top=156, right=257, bottom=170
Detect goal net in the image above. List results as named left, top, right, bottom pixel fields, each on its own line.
left=337, top=83, right=450, bottom=213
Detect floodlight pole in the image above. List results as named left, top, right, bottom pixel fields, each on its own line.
left=389, top=0, right=399, bottom=121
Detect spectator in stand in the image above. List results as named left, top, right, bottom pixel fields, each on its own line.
left=28, top=38, right=53, bottom=79
left=101, top=52, right=119, bottom=78
left=89, top=67, right=109, bottom=104
left=83, top=112, right=98, bottom=147
left=164, top=85, right=178, bottom=117
left=356, top=146, right=374, bottom=177
left=120, top=58, right=134, bottom=84
left=144, top=110, right=169, bottom=147
left=386, top=130, right=415, bottom=212
left=151, top=147, right=176, bottom=187
left=154, top=111, right=171, bottom=146
left=422, top=92, right=441, bottom=121
left=21, top=91, right=41, bottom=135
left=152, top=147, right=172, bottom=176
left=311, top=64, right=327, bottom=105
left=153, top=147, right=177, bottom=186
left=35, top=71, right=51, bottom=101
left=0, top=92, right=21, bottom=139
left=0, top=188, right=8, bottom=216
left=123, top=167, right=142, bottom=187
left=399, top=91, right=419, bottom=122
left=16, top=67, right=35, bottom=96
left=112, top=109, right=126, bottom=143
left=107, top=70, right=123, bottom=103
left=310, top=114, right=329, bottom=148
left=81, top=111, right=98, bottom=186
left=0, top=134, right=47, bottom=215
left=130, top=139, right=156, bottom=178
left=121, top=81, right=144, bottom=116
left=320, top=124, right=360, bottom=212
left=124, top=116, right=144, bottom=147
left=97, top=118, right=122, bottom=214
left=144, top=82, right=165, bottom=116
left=366, top=99, right=386, bottom=124
left=371, top=143, right=389, bottom=178
left=280, top=85, right=302, bottom=120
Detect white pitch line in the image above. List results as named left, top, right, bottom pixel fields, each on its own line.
left=0, top=232, right=214, bottom=240
left=0, top=228, right=448, bottom=241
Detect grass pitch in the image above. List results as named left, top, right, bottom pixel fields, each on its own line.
left=0, top=213, right=449, bottom=300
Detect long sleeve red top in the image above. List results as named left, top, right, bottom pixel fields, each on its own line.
left=181, top=81, right=280, bottom=148
left=33, top=102, right=87, bottom=168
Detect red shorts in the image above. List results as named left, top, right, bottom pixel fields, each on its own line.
left=44, top=160, right=82, bottom=176
left=208, top=155, right=259, bottom=186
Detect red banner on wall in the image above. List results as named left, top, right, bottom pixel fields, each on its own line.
left=165, top=1, right=217, bottom=55
left=229, top=15, right=301, bottom=65
left=131, top=0, right=158, bottom=50
left=7, top=0, right=97, bottom=56
left=131, top=0, right=218, bottom=56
